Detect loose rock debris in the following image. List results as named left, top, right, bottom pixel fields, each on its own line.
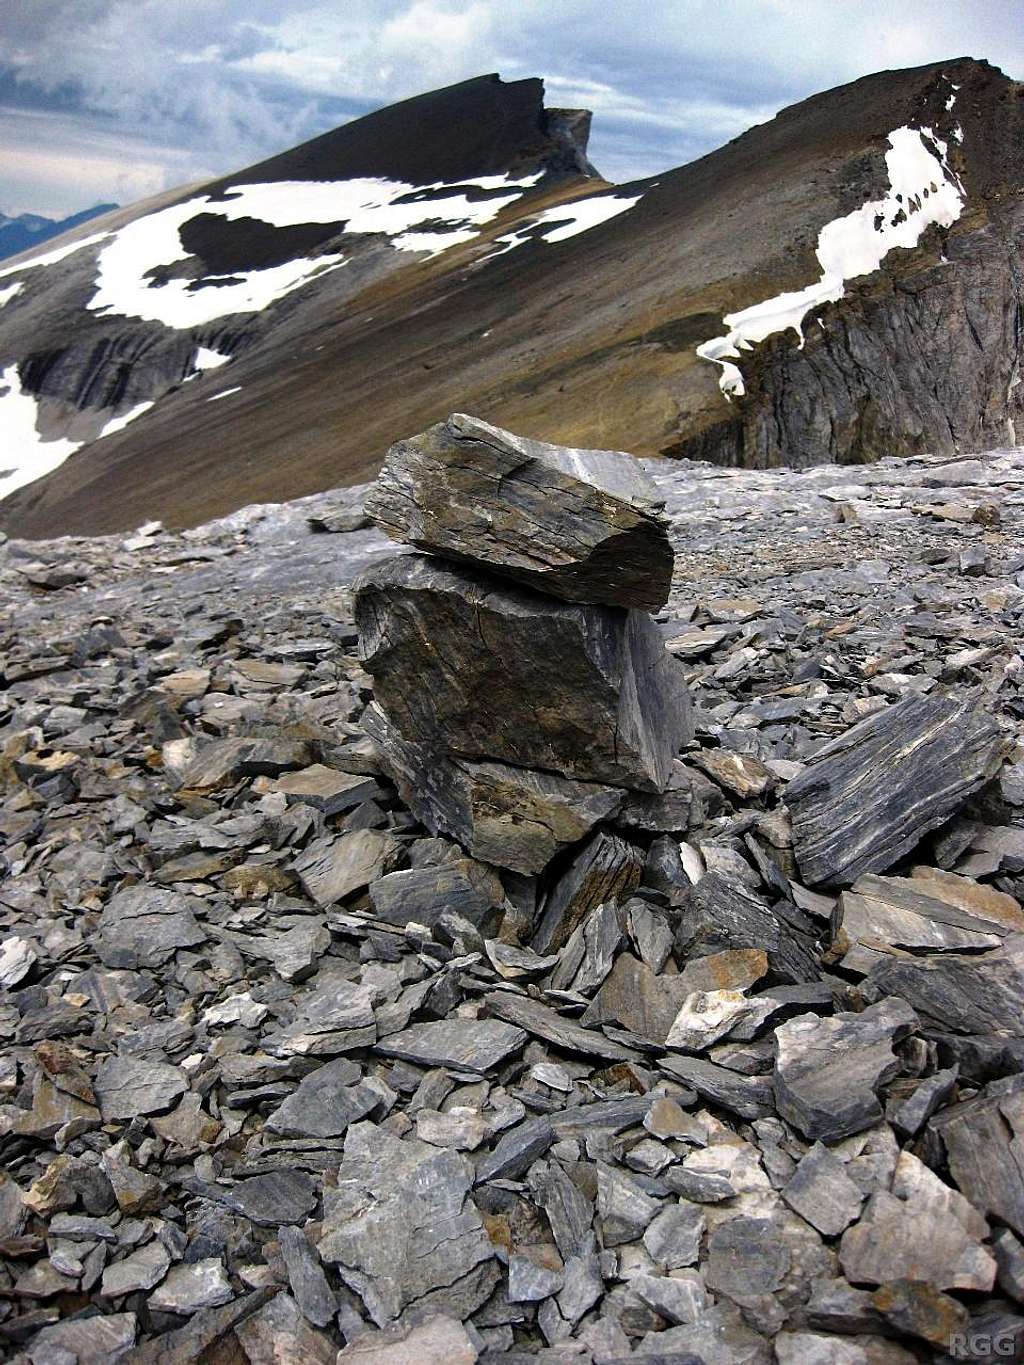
left=1, top=427, right=1024, bottom=1362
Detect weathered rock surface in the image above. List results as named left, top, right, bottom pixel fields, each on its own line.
left=364, top=703, right=622, bottom=874
left=788, top=691, right=1005, bottom=887
left=365, top=412, right=674, bottom=609
left=355, top=553, right=691, bottom=792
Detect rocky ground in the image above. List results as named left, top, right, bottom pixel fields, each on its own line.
left=1, top=441, right=1023, bottom=1363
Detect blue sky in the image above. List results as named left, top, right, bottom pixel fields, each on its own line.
left=2, top=0, right=1022, bottom=218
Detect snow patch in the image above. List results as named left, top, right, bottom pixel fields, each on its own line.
left=697, top=124, right=965, bottom=397
left=489, top=191, right=644, bottom=256
left=0, top=365, right=82, bottom=500
left=97, top=401, right=154, bottom=438
left=192, top=346, right=231, bottom=372
left=85, top=172, right=545, bottom=331
left=0, top=231, right=109, bottom=280
left=207, top=386, right=242, bottom=402
left=0, top=282, right=23, bottom=308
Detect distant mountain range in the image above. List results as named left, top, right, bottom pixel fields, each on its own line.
left=0, top=60, right=1021, bottom=538
left=0, top=203, right=118, bottom=264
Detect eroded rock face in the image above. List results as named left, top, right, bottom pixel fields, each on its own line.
left=364, top=412, right=674, bottom=609
left=355, top=553, right=692, bottom=793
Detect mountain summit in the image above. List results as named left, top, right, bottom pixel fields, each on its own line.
left=1, top=58, right=1022, bottom=536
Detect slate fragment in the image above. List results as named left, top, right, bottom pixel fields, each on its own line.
left=93, top=1056, right=188, bottom=1120
left=787, top=690, right=1005, bottom=887
left=318, top=1123, right=494, bottom=1324
left=533, top=829, right=643, bottom=954
left=773, top=998, right=917, bottom=1141
left=374, top=1018, right=528, bottom=1074
left=365, top=411, right=673, bottom=609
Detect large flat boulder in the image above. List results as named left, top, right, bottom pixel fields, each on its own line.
left=364, top=412, right=673, bottom=609
left=355, top=553, right=692, bottom=793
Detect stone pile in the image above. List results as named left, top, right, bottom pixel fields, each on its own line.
left=0, top=434, right=1023, bottom=1363
left=356, top=413, right=695, bottom=887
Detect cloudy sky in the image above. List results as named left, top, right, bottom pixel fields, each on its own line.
left=3, top=0, right=1023, bottom=219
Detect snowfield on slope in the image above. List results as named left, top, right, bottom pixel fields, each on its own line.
left=85, top=173, right=545, bottom=330
left=697, top=119, right=965, bottom=397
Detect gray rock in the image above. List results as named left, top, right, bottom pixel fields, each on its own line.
left=355, top=553, right=692, bottom=793
left=674, top=872, right=817, bottom=984
left=365, top=411, right=673, bottom=609
left=773, top=998, right=918, bottom=1141
left=839, top=1150, right=996, bottom=1291
left=474, top=1116, right=554, bottom=1184
left=374, top=1018, right=527, bottom=1074
left=233, top=1291, right=336, bottom=1364
left=507, top=1254, right=564, bottom=1302
left=642, top=1201, right=706, bottom=1268
left=266, top=969, right=376, bottom=1057
left=831, top=872, right=1019, bottom=974
left=148, top=1258, right=234, bottom=1313
left=279, top=1226, right=336, bottom=1328
left=596, top=1163, right=660, bottom=1246
left=533, top=829, right=643, bottom=954
left=216, top=1170, right=319, bottom=1227
left=483, top=990, right=638, bottom=1061
left=24, top=1311, right=137, bottom=1362
left=631, top=1269, right=709, bottom=1324
left=370, top=859, right=504, bottom=931
left=529, top=1160, right=595, bottom=1261
left=293, top=830, right=399, bottom=905
left=660, top=1055, right=774, bottom=1120
left=101, top=1240, right=172, bottom=1297
left=548, top=900, right=623, bottom=995
left=862, top=935, right=1024, bottom=1035
left=933, top=1073, right=1024, bottom=1237
left=95, top=885, right=206, bottom=968
left=782, top=1142, right=865, bottom=1236
left=265, top=1060, right=380, bottom=1138
left=318, top=1122, right=493, bottom=1324
left=581, top=952, right=688, bottom=1043
left=93, top=1056, right=188, bottom=1120
left=336, top=1311, right=479, bottom=1363
left=634, top=1303, right=769, bottom=1363
left=888, top=1066, right=958, bottom=1137
left=787, top=690, right=1005, bottom=887
left=364, top=704, right=622, bottom=875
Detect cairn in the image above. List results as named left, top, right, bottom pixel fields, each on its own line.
left=354, top=412, right=694, bottom=949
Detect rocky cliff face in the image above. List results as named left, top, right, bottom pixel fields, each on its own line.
left=2, top=58, right=1023, bottom=536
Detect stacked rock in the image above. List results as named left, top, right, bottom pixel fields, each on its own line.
left=354, top=412, right=694, bottom=944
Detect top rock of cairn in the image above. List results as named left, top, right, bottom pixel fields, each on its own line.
left=364, top=412, right=674, bottom=610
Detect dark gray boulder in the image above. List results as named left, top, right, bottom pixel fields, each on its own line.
left=363, top=703, right=623, bottom=875
left=355, top=553, right=692, bottom=792
left=364, top=412, right=673, bottom=609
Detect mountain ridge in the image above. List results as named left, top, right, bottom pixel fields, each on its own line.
left=0, top=57, right=1021, bottom=537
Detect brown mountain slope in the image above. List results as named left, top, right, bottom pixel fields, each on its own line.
left=1, top=58, right=1022, bottom=536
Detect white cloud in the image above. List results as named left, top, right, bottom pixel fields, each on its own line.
left=1, top=0, right=1022, bottom=216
